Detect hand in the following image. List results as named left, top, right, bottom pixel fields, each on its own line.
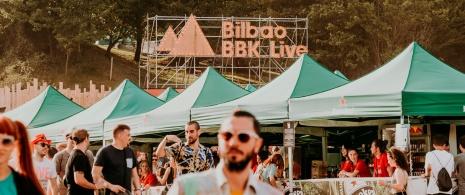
left=95, top=179, right=104, bottom=189
left=134, top=190, right=142, bottom=195
left=143, top=184, right=150, bottom=190
left=108, top=184, right=126, bottom=193
left=377, top=180, right=386, bottom=186
left=165, top=135, right=182, bottom=143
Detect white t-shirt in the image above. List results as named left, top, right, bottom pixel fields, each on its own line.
left=425, top=150, right=454, bottom=194
left=33, top=158, right=57, bottom=192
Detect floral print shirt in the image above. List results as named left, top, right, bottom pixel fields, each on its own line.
left=165, top=142, right=214, bottom=176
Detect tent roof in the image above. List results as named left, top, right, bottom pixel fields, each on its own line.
left=2, top=86, right=83, bottom=128
left=191, top=54, right=349, bottom=125
left=157, top=87, right=179, bottom=102
left=29, top=79, right=164, bottom=142
left=103, top=66, right=250, bottom=136
left=244, top=84, right=257, bottom=92
left=290, top=42, right=465, bottom=121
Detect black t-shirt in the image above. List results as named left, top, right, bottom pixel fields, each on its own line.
left=94, top=145, right=137, bottom=195
left=65, top=149, right=94, bottom=195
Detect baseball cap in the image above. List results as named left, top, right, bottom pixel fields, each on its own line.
left=31, top=134, right=52, bottom=145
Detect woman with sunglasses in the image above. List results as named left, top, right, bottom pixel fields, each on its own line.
left=261, top=153, right=285, bottom=188
left=0, top=117, right=44, bottom=195
left=377, top=147, right=409, bottom=195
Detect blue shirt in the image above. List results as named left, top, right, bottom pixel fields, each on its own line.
left=0, top=172, right=18, bottom=195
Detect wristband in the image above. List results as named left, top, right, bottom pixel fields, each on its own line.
left=387, top=182, right=391, bottom=188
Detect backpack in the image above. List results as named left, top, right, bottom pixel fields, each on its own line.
left=432, top=152, right=453, bottom=192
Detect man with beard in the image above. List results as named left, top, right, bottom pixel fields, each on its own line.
left=31, top=133, right=58, bottom=194
left=156, top=121, right=213, bottom=176
left=167, top=111, right=281, bottom=195
left=53, top=130, right=94, bottom=195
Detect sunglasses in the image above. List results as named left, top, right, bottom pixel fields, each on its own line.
left=66, top=135, right=73, bottom=140
left=1, top=138, right=14, bottom=147
left=219, top=130, right=259, bottom=143
left=37, top=142, right=50, bottom=148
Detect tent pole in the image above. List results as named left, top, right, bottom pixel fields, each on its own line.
left=400, top=115, right=404, bottom=124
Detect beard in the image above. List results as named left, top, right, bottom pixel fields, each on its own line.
left=188, top=137, right=197, bottom=145
left=224, top=148, right=254, bottom=172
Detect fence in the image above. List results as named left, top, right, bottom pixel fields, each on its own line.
left=0, top=78, right=112, bottom=112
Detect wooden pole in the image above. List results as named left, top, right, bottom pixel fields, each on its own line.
left=110, top=57, right=114, bottom=81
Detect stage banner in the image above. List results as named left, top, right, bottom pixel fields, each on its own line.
left=283, top=176, right=427, bottom=195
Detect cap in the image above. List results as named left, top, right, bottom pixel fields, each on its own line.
left=31, top=134, right=52, bottom=145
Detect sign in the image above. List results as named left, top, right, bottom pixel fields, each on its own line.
left=222, top=21, right=308, bottom=58
left=283, top=121, right=295, bottom=147
left=395, top=123, right=410, bottom=152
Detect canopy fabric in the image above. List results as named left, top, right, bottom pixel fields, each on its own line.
left=29, top=79, right=164, bottom=142
left=334, top=70, right=348, bottom=80
left=244, top=84, right=257, bottom=92
left=157, top=87, right=179, bottom=102
left=192, top=54, right=350, bottom=127
left=2, top=86, right=83, bottom=128
left=103, top=67, right=250, bottom=138
left=289, top=42, right=465, bottom=121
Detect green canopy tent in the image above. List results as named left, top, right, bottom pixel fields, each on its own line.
left=157, top=87, right=179, bottom=102
left=192, top=54, right=350, bottom=127
left=244, top=84, right=258, bottom=92
left=290, top=42, right=465, bottom=121
left=2, top=86, right=84, bottom=128
left=103, top=66, right=250, bottom=138
left=334, top=70, right=349, bottom=80
left=29, top=79, right=164, bottom=142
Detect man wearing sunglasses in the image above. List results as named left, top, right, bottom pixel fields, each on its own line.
left=155, top=121, right=214, bottom=176
left=31, top=133, right=58, bottom=195
left=167, top=111, right=281, bottom=195
left=53, top=129, right=95, bottom=195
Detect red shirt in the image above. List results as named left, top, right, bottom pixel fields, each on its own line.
left=140, top=173, right=157, bottom=186
left=341, top=160, right=348, bottom=171
left=373, top=152, right=391, bottom=177
left=343, top=159, right=371, bottom=177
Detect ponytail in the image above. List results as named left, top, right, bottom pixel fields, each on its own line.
left=14, top=121, right=45, bottom=195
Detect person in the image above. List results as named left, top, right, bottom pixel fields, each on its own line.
left=253, top=150, right=269, bottom=180
left=167, top=111, right=281, bottom=195
left=64, top=129, right=103, bottom=195
left=56, top=143, right=67, bottom=152
left=377, top=147, right=409, bottom=194
left=92, top=124, right=142, bottom=195
left=422, top=134, right=454, bottom=194
left=455, top=135, right=465, bottom=195
left=0, top=117, right=44, bottom=194
left=157, top=157, right=176, bottom=186
left=31, top=133, right=58, bottom=195
left=155, top=121, right=214, bottom=176
left=340, top=143, right=351, bottom=171
left=139, top=160, right=157, bottom=190
left=261, top=153, right=285, bottom=188
left=53, top=130, right=94, bottom=195
left=371, top=139, right=393, bottom=177
left=47, top=147, right=58, bottom=161
left=445, top=140, right=450, bottom=153
left=339, top=148, right=371, bottom=177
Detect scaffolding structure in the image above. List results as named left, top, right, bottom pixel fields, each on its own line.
left=140, top=15, right=308, bottom=89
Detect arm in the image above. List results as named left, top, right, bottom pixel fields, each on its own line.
left=343, top=170, right=360, bottom=178
left=387, top=166, right=394, bottom=177
left=75, top=171, right=98, bottom=190
left=159, top=167, right=171, bottom=185
left=92, top=165, right=125, bottom=193
left=49, top=178, right=58, bottom=195
left=166, top=178, right=183, bottom=195
left=269, top=175, right=278, bottom=188
left=156, top=135, right=181, bottom=158
left=52, top=153, right=62, bottom=178
left=132, top=167, right=142, bottom=194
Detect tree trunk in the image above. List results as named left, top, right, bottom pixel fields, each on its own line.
left=65, top=50, right=71, bottom=75
left=134, top=24, right=143, bottom=62
left=106, top=37, right=120, bottom=58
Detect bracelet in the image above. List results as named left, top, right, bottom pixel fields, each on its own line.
left=387, top=182, right=391, bottom=188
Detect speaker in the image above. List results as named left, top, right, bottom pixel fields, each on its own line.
left=395, top=124, right=410, bottom=152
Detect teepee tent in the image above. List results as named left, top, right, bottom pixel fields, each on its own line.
left=290, top=42, right=465, bottom=121
left=103, top=67, right=249, bottom=138
left=29, top=80, right=164, bottom=142
left=192, top=54, right=350, bottom=126
left=157, top=87, right=179, bottom=102
left=2, top=86, right=84, bottom=128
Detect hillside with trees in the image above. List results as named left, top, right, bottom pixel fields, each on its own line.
left=1, top=0, right=464, bottom=88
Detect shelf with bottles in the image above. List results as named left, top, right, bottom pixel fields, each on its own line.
left=411, top=167, right=425, bottom=176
